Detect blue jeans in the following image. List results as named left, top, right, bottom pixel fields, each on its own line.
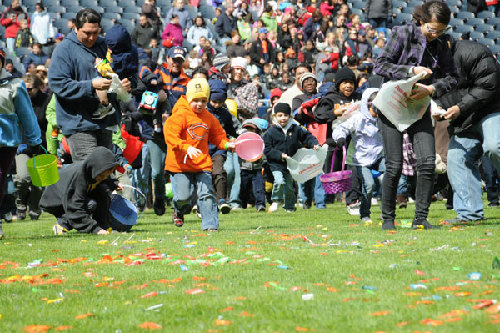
left=298, top=175, right=326, bottom=208
left=447, top=112, right=500, bottom=220
left=224, top=151, right=241, bottom=207
left=171, top=171, right=218, bottom=230
left=271, top=170, right=295, bottom=210
left=356, top=158, right=386, bottom=219
left=147, top=138, right=167, bottom=205
left=131, top=144, right=151, bottom=209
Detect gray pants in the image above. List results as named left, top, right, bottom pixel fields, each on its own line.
left=66, top=130, right=113, bottom=162
left=14, top=154, right=43, bottom=217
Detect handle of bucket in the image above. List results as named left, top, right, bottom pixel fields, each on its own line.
left=31, top=145, right=49, bottom=169
left=329, top=145, right=347, bottom=173
left=120, top=184, right=146, bottom=220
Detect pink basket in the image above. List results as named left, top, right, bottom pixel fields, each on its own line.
left=320, top=146, right=352, bottom=194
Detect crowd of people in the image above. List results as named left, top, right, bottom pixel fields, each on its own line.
left=0, top=0, right=499, bottom=238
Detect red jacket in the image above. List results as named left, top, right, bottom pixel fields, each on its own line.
left=1, top=7, right=30, bottom=39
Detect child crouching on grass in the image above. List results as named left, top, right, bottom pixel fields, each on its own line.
left=163, top=78, right=235, bottom=231
left=330, top=88, right=385, bottom=225
left=264, top=103, right=319, bottom=213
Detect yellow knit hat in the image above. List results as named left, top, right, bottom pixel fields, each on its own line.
left=186, top=78, right=210, bottom=103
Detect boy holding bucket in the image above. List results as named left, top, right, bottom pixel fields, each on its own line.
left=263, top=103, right=319, bottom=213
left=0, top=47, right=43, bottom=239
left=163, top=78, right=236, bottom=231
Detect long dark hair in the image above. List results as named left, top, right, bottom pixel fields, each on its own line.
left=412, top=1, right=451, bottom=26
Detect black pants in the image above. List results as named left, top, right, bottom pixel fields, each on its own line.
left=378, top=112, right=435, bottom=222
left=240, top=169, right=266, bottom=208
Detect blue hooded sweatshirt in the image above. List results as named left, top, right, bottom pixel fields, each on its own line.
left=105, top=24, right=138, bottom=80
left=48, top=31, right=119, bottom=136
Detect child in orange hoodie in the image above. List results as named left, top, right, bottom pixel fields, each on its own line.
left=163, top=78, right=236, bottom=231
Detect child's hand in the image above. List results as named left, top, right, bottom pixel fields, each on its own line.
left=313, top=145, right=319, bottom=150
left=116, top=182, right=124, bottom=190
left=151, top=79, right=158, bottom=86
left=187, top=146, right=202, bottom=159
left=282, top=153, right=288, bottom=160
left=226, top=142, right=236, bottom=150
left=121, top=78, right=131, bottom=92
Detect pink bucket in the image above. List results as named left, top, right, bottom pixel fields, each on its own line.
left=320, top=146, right=352, bottom=194
left=235, top=132, right=264, bottom=162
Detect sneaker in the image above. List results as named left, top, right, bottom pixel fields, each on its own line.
left=192, top=206, right=202, bottom=219
left=285, top=209, right=295, bottom=213
left=219, top=203, right=231, bottom=214
left=412, top=219, right=440, bottom=230
left=347, top=201, right=360, bottom=215
left=302, top=202, right=311, bottom=209
left=256, top=205, right=266, bottom=212
left=172, top=210, right=184, bottom=227
left=3, top=212, right=13, bottom=223
left=29, top=213, right=40, bottom=221
left=488, top=202, right=499, bottom=207
left=268, top=202, right=279, bottom=213
left=382, top=221, right=396, bottom=230
left=53, top=223, right=68, bottom=235
left=17, top=210, right=26, bottom=220
left=203, top=228, right=218, bottom=232
left=371, top=198, right=378, bottom=205
left=231, top=205, right=242, bottom=211
left=361, top=217, right=373, bottom=226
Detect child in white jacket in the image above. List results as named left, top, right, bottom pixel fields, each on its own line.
left=330, top=88, right=384, bottom=223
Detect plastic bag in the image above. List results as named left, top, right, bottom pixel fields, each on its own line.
left=331, top=101, right=361, bottom=128
left=286, top=145, right=328, bottom=184
left=109, top=73, right=131, bottom=103
left=373, top=72, right=430, bottom=131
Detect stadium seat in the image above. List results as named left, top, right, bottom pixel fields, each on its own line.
left=123, top=6, right=142, bottom=14
left=454, top=25, right=474, bottom=33
left=136, top=0, right=146, bottom=7
left=393, top=1, right=407, bottom=8
left=121, top=12, right=140, bottom=21
left=448, top=5, right=460, bottom=14
left=157, top=0, right=172, bottom=5
left=396, top=13, right=413, bottom=24
left=99, top=0, right=117, bottom=7
left=469, top=31, right=485, bottom=40
left=447, top=32, right=462, bottom=40
left=14, top=47, right=31, bottom=59
left=465, top=17, right=485, bottom=27
left=80, top=0, right=98, bottom=7
left=117, top=21, right=135, bottom=34
left=350, top=8, right=365, bottom=20
left=402, top=6, right=414, bottom=14
left=478, top=38, right=496, bottom=48
left=477, top=11, right=495, bottom=19
left=475, top=24, right=493, bottom=33
left=457, top=12, right=475, bottom=20
left=351, top=2, right=364, bottom=9
left=54, top=18, right=70, bottom=32
left=104, top=6, right=123, bottom=14
left=488, top=17, right=500, bottom=26
left=447, top=0, right=462, bottom=7
left=486, top=31, right=500, bottom=40
left=199, top=5, right=216, bottom=19
left=60, top=0, right=76, bottom=6
left=62, top=12, right=79, bottom=19
left=102, top=12, right=122, bottom=20
left=100, top=18, right=115, bottom=32
left=23, top=0, right=40, bottom=6
left=449, top=18, right=464, bottom=27
left=47, top=5, right=66, bottom=14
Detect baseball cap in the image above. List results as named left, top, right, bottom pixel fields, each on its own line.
left=258, top=27, right=268, bottom=34
left=168, top=46, right=186, bottom=60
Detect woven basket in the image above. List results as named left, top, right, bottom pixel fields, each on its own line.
left=320, top=146, right=353, bottom=194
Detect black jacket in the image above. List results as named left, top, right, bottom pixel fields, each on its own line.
left=314, top=87, right=360, bottom=142
left=39, top=147, right=119, bottom=233
left=215, top=12, right=236, bottom=38
left=226, top=42, right=247, bottom=58
left=263, top=121, right=318, bottom=173
left=439, top=40, right=500, bottom=137
left=250, top=38, right=275, bottom=68
left=131, top=22, right=158, bottom=48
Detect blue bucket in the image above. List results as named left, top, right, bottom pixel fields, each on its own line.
left=109, top=194, right=138, bottom=226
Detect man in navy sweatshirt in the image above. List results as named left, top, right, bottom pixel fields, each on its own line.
left=48, top=8, right=130, bottom=162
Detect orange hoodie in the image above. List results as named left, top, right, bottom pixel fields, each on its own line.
left=164, top=96, right=229, bottom=173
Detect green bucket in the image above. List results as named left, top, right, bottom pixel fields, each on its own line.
left=26, top=154, right=59, bottom=187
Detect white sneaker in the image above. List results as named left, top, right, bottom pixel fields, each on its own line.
left=371, top=198, right=378, bottom=205
left=268, top=202, right=279, bottom=213
left=347, top=201, right=360, bottom=215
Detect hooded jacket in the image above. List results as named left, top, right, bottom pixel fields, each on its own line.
left=105, top=25, right=139, bottom=80
left=39, top=147, right=119, bottom=234
left=48, top=31, right=117, bottom=136
left=263, top=118, right=318, bottom=173
left=163, top=96, right=229, bottom=173
left=331, top=88, right=383, bottom=166
left=0, top=69, right=42, bottom=148
left=438, top=40, right=500, bottom=137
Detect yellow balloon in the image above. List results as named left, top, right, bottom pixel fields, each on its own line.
left=225, top=98, right=238, bottom=117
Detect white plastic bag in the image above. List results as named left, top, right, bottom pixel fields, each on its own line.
left=286, top=145, right=328, bottom=184
left=373, top=72, right=431, bottom=131
left=109, top=73, right=131, bottom=103
left=331, top=101, right=361, bottom=128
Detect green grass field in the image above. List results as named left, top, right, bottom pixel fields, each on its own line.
left=0, top=200, right=499, bottom=333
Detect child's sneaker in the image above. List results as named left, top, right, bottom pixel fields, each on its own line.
left=285, top=209, right=295, bottom=213
left=361, top=217, right=373, bottom=226
left=53, top=223, right=68, bottom=235
left=3, top=211, right=13, bottom=223
left=173, top=210, right=184, bottom=227
left=268, top=202, right=279, bottom=213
